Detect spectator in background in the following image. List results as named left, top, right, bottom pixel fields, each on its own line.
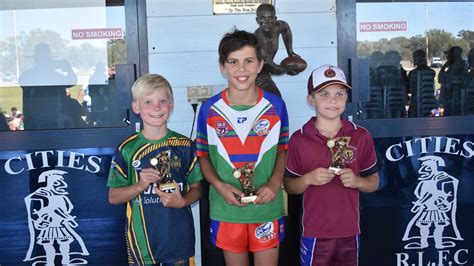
left=0, top=112, right=9, bottom=131
left=78, top=61, right=109, bottom=113
left=407, top=49, right=436, bottom=117
left=464, top=48, right=474, bottom=87
left=461, top=48, right=474, bottom=115
left=19, top=43, right=78, bottom=129
left=438, top=46, right=468, bottom=116
left=11, top=107, right=21, bottom=118
left=10, top=107, right=24, bottom=130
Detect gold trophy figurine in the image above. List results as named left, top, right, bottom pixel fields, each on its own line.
left=150, top=150, right=176, bottom=191
left=327, top=137, right=351, bottom=174
left=233, top=163, right=258, bottom=204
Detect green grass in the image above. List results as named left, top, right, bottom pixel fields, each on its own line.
left=0, top=86, right=22, bottom=114
left=0, top=85, right=82, bottom=115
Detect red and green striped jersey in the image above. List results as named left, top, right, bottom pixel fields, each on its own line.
left=107, top=130, right=202, bottom=264
left=196, top=88, right=289, bottom=223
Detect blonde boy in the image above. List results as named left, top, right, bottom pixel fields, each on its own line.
left=108, top=74, right=202, bottom=265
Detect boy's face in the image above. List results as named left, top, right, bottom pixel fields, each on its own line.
left=132, top=89, right=173, bottom=130
left=220, top=45, right=263, bottom=93
left=307, top=84, right=348, bottom=120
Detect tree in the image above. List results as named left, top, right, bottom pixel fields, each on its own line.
left=457, top=30, right=474, bottom=48
left=427, top=29, right=456, bottom=59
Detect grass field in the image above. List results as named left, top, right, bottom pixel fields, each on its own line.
left=0, top=86, right=22, bottom=114
left=0, top=85, right=82, bottom=115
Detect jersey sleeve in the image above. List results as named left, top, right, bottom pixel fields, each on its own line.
left=195, top=102, right=210, bottom=157
left=278, top=99, right=289, bottom=151
left=359, top=129, right=379, bottom=177
left=107, top=147, right=130, bottom=188
left=285, top=132, right=302, bottom=178
left=186, top=142, right=203, bottom=184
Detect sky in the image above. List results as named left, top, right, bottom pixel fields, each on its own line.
left=1, top=5, right=125, bottom=48
left=357, top=2, right=473, bottom=41
left=0, top=4, right=125, bottom=85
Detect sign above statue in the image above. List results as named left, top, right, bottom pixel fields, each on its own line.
left=213, top=0, right=272, bottom=15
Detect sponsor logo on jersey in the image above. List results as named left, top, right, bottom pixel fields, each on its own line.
left=253, top=119, right=270, bottom=136
left=255, top=222, right=276, bottom=242
left=132, top=160, right=141, bottom=169
left=215, top=121, right=229, bottom=136
left=237, top=117, right=247, bottom=123
left=170, top=155, right=181, bottom=168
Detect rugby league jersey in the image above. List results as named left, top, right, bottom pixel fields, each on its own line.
left=196, top=88, right=289, bottom=223
left=107, top=130, right=202, bottom=264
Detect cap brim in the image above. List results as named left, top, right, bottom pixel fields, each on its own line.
left=309, top=81, right=351, bottom=95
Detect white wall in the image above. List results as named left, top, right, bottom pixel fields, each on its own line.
left=146, top=0, right=338, bottom=264
left=147, top=0, right=338, bottom=137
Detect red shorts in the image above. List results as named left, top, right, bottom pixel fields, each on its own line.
left=210, top=218, right=285, bottom=253
left=300, top=235, right=359, bottom=266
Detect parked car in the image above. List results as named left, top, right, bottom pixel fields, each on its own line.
left=430, top=57, right=443, bottom=68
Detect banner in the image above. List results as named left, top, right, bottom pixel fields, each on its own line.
left=360, top=135, right=474, bottom=266
left=0, top=148, right=126, bottom=265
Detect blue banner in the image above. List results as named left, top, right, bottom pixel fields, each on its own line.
left=0, top=148, right=127, bottom=265
left=360, top=135, right=474, bottom=266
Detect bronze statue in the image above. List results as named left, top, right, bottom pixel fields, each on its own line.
left=254, top=4, right=306, bottom=96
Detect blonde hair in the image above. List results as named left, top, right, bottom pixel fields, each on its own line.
left=131, top=74, right=174, bottom=103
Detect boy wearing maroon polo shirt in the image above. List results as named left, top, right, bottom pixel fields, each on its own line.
left=284, top=64, right=379, bottom=266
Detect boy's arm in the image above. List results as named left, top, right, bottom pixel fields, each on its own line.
left=108, top=168, right=160, bottom=205
left=284, top=167, right=336, bottom=194
left=156, top=182, right=202, bottom=208
left=198, top=155, right=246, bottom=206
left=339, top=169, right=379, bottom=193
left=358, top=173, right=379, bottom=193
left=255, top=150, right=286, bottom=204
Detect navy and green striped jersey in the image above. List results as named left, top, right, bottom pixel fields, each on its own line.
left=107, top=130, right=202, bottom=265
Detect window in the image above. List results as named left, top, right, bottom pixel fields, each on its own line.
left=356, top=1, right=474, bottom=119
left=0, top=1, right=128, bottom=131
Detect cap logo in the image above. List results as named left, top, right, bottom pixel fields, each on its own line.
left=324, top=68, right=336, bottom=78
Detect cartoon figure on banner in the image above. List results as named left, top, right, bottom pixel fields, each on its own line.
left=402, top=156, right=462, bottom=249
left=24, top=170, right=89, bottom=265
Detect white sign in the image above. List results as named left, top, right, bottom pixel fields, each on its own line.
left=360, top=21, right=407, bottom=32
left=72, top=28, right=123, bottom=40
left=213, top=0, right=271, bottom=14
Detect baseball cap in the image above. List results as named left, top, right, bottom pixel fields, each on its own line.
left=307, top=64, right=351, bottom=95
left=444, top=46, right=463, bottom=55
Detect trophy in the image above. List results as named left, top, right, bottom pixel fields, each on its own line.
left=327, top=137, right=351, bottom=174
left=150, top=150, right=176, bottom=191
left=233, top=163, right=258, bottom=204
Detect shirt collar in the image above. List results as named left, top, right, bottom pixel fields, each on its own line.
left=302, top=116, right=356, bottom=138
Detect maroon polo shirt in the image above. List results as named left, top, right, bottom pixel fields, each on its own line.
left=285, top=117, right=378, bottom=238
